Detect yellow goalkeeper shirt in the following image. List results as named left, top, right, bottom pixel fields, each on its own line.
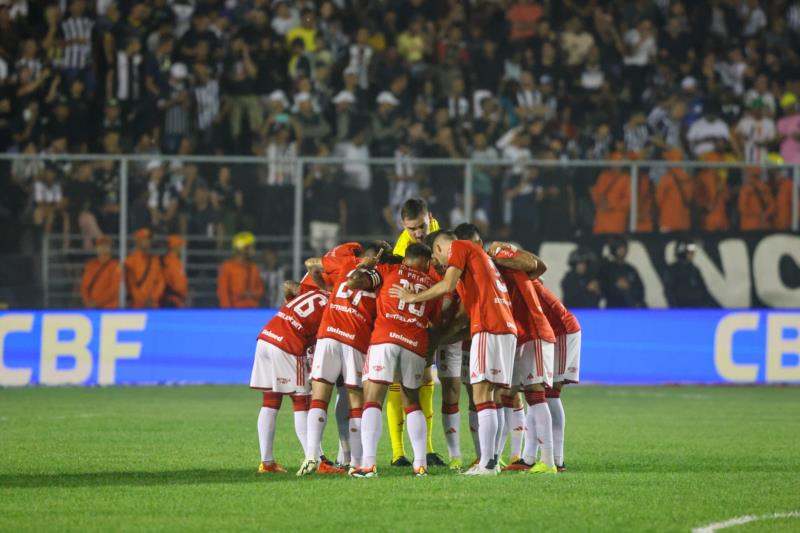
left=392, top=216, right=440, bottom=257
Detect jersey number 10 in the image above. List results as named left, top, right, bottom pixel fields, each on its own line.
left=396, top=279, right=427, bottom=317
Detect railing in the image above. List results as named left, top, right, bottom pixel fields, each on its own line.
left=2, top=153, right=798, bottom=308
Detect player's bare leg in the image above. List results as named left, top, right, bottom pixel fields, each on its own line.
left=464, top=380, right=499, bottom=475
left=523, top=383, right=557, bottom=474
left=547, top=382, right=566, bottom=471
left=257, top=392, right=288, bottom=473
left=440, top=375, right=462, bottom=469
left=352, top=380, right=389, bottom=478
left=347, top=387, right=364, bottom=469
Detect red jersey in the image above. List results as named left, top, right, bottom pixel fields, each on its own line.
left=532, top=279, right=581, bottom=335
left=447, top=240, right=517, bottom=337
left=317, top=257, right=378, bottom=353
left=370, top=263, right=441, bottom=357
left=299, top=242, right=363, bottom=293
left=258, top=289, right=330, bottom=355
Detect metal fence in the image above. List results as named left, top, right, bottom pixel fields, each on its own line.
left=2, top=153, right=798, bottom=308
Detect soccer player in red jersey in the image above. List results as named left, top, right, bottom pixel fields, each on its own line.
left=249, top=288, right=330, bottom=473
left=347, top=243, right=442, bottom=477
left=390, top=231, right=524, bottom=475
left=296, top=248, right=386, bottom=476
left=533, top=279, right=582, bottom=472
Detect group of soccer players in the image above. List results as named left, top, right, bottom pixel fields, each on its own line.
left=249, top=198, right=581, bottom=477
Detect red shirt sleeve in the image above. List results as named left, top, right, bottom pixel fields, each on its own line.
left=322, top=255, right=359, bottom=280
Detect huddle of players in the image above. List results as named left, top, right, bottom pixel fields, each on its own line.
left=249, top=206, right=581, bottom=477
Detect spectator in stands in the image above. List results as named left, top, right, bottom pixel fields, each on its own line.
left=261, top=247, right=288, bottom=308
left=777, top=93, right=800, bottom=164
left=664, top=241, right=716, bottom=308
left=304, top=144, right=345, bottom=255
left=336, top=126, right=373, bottom=233
left=695, top=152, right=731, bottom=232
left=295, top=92, right=331, bottom=155
left=211, top=165, right=243, bottom=237
left=687, top=102, right=732, bottom=158
left=600, top=236, right=646, bottom=308
left=161, top=234, right=188, bottom=308
left=158, top=62, right=191, bottom=153
left=33, top=163, right=69, bottom=246
left=738, top=167, right=776, bottom=231
left=125, top=228, right=165, bottom=309
left=64, top=163, right=103, bottom=250
left=561, top=247, right=601, bottom=308
left=217, top=231, right=264, bottom=308
left=591, top=153, right=630, bottom=234
left=80, top=235, right=121, bottom=309
left=184, top=179, right=222, bottom=244
left=735, top=99, right=775, bottom=163
left=656, top=148, right=695, bottom=233
left=144, top=160, right=179, bottom=233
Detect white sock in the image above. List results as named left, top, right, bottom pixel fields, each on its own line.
left=468, top=410, right=481, bottom=458
left=293, top=409, right=308, bottom=457
left=494, top=404, right=507, bottom=461
left=510, top=407, right=526, bottom=459
left=257, top=407, right=278, bottom=463
left=406, top=408, right=428, bottom=469
left=547, top=397, right=565, bottom=466
left=305, top=406, right=327, bottom=461
left=532, top=402, right=554, bottom=467
left=442, top=410, right=461, bottom=460
left=523, top=408, right=538, bottom=465
left=477, top=407, right=497, bottom=468
left=335, top=388, right=350, bottom=464
left=348, top=415, right=362, bottom=468
left=360, top=405, right=382, bottom=468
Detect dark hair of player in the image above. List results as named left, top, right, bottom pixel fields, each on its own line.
left=400, top=198, right=428, bottom=221
left=362, top=240, right=392, bottom=260
left=424, top=229, right=455, bottom=249
left=454, top=223, right=481, bottom=241
left=405, top=242, right=432, bottom=261
left=383, top=254, right=404, bottom=264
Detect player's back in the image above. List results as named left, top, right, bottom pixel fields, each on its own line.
left=371, top=263, right=439, bottom=357
left=318, top=260, right=378, bottom=353
left=532, top=279, right=580, bottom=335
left=259, top=289, right=330, bottom=355
left=448, top=240, right=516, bottom=336
left=501, top=268, right=556, bottom=343
left=299, top=242, right=362, bottom=293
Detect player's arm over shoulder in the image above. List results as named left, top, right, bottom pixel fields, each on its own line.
left=490, top=241, right=547, bottom=279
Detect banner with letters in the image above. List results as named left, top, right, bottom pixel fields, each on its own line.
left=1, top=309, right=798, bottom=386
left=539, top=232, right=800, bottom=309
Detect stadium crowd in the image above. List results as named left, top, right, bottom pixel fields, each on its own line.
left=2, top=0, right=798, bottom=302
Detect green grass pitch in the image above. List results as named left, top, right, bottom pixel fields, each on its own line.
left=1, top=385, right=799, bottom=532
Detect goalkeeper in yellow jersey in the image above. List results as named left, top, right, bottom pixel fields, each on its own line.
left=388, top=198, right=447, bottom=467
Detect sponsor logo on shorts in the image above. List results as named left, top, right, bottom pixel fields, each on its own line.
left=471, top=371, right=478, bottom=378
left=389, top=331, right=419, bottom=347
left=490, top=368, right=501, bottom=375
left=262, top=329, right=284, bottom=342
left=372, top=365, right=385, bottom=372
left=326, top=326, right=356, bottom=340
left=568, top=367, right=577, bottom=372
left=276, top=377, right=290, bottom=384
left=527, top=373, right=534, bottom=380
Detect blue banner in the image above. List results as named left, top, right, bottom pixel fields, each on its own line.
left=0, top=310, right=798, bottom=386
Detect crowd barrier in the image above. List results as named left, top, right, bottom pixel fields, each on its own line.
left=0, top=309, right=798, bottom=387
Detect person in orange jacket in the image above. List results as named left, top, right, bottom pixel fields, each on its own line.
left=125, top=228, right=166, bottom=308
left=738, top=167, right=776, bottom=230
left=768, top=154, right=794, bottom=230
left=628, top=151, right=654, bottom=232
left=591, top=152, right=630, bottom=234
left=656, top=148, right=695, bottom=232
left=161, top=234, right=189, bottom=308
left=694, top=152, right=730, bottom=232
left=217, top=231, right=264, bottom=308
left=80, top=235, right=121, bottom=309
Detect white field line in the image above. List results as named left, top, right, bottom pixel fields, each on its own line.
left=604, top=389, right=712, bottom=400
left=692, top=511, right=800, bottom=532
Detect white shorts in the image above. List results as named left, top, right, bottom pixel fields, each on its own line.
left=469, top=332, right=516, bottom=387
left=436, top=342, right=463, bottom=379
left=364, top=343, right=427, bottom=390
left=555, top=331, right=581, bottom=383
left=250, top=339, right=310, bottom=395
left=513, top=339, right=554, bottom=388
left=311, top=337, right=366, bottom=388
